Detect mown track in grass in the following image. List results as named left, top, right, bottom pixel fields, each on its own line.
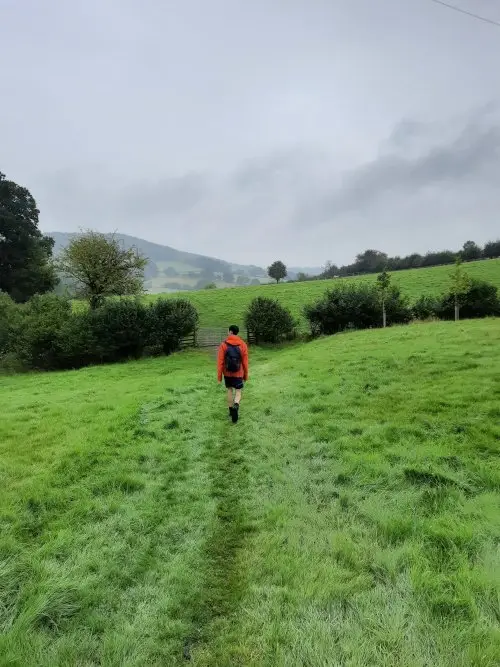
left=182, top=419, right=252, bottom=663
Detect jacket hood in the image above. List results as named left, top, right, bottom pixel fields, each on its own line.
left=226, top=334, right=243, bottom=344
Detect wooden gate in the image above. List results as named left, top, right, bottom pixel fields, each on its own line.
left=181, top=328, right=255, bottom=351
left=195, top=327, right=229, bottom=350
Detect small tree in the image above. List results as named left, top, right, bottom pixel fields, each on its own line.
left=267, top=260, right=287, bottom=284
left=377, top=268, right=391, bottom=328
left=439, top=280, right=500, bottom=321
left=58, top=231, right=147, bottom=309
left=450, top=257, right=471, bottom=322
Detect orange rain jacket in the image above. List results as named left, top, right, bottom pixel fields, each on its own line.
left=217, top=334, right=249, bottom=382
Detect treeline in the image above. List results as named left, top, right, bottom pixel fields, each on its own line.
left=0, top=294, right=198, bottom=372
left=302, top=240, right=500, bottom=281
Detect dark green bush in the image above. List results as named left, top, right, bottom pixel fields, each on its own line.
left=438, top=280, right=500, bottom=320
left=1, top=294, right=199, bottom=372
left=0, top=292, right=21, bottom=357
left=304, top=283, right=412, bottom=336
left=147, top=299, right=199, bottom=354
left=412, top=295, right=441, bottom=320
left=86, top=299, right=150, bottom=364
left=57, top=312, right=97, bottom=369
left=244, top=297, right=296, bottom=344
left=13, top=294, right=72, bottom=370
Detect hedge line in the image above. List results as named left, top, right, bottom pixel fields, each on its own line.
left=0, top=294, right=198, bottom=372
left=244, top=279, right=500, bottom=343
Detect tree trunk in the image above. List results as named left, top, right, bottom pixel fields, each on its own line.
left=382, top=301, right=387, bottom=328
left=455, top=299, right=459, bottom=322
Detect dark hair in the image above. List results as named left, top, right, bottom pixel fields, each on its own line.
left=229, top=324, right=239, bottom=335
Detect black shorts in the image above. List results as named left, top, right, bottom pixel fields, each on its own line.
left=224, top=376, right=244, bottom=390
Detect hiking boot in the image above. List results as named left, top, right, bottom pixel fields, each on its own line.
left=232, top=403, right=239, bottom=424
left=229, top=407, right=234, bottom=419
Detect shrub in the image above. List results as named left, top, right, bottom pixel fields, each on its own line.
left=412, top=295, right=441, bottom=321
left=244, top=297, right=296, bottom=344
left=438, top=280, right=500, bottom=320
left=57, top=312, right=97, bottom=369
left=13, top=294, right=72, bottom=370
left=86, top=299, right=150, bottom=364
left=384, top=285, right=413, bottom=325
left=304, top=283, right=412, bottom=336
left=0, top=292, right=21, bottom=357
left=147, top=299, right=199, bottom=354
left=0, top=293, right=200, bottom=372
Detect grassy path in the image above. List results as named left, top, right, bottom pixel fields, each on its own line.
left=1, top=320, right=500, bottom=665
left=182, top=414, right=251, bottom=662
left=193, top=321, right=500, bottom=666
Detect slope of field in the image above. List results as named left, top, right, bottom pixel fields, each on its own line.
left=151, top=258, right=500, bottom=328
left=1, top=320, right=499, bottom=666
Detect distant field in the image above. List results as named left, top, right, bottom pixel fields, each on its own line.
left=148, top=258, right=500, bottom=328
left=1, top=319, right=499, bottom=665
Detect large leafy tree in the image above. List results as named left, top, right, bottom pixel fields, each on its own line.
left=354, top=249, right=388, bottom=274
left=268, top=260, right=287, bottom=283
left=58, top=230, right=147, bottom=309
left=0, top=172, right=57, bottom=302
left=460, top=240, right=482, bottom=262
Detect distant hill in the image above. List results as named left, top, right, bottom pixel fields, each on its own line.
left=289, top=266, right=323, bottom=278
left=49, top=232, right=268, bottom=293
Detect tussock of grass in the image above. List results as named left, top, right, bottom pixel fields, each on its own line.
left=1, top=320, right=499, bottom=665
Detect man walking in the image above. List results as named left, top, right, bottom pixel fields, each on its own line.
left=217, top=325, right=249, bottom=423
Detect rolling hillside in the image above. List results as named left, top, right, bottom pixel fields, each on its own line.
left=1, top=319, right=499, bottom=665
left=152, top=258, right=500, bottom=329
left=49, top=232, right=269, bottom=292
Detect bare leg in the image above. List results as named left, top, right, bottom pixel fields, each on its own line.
left=227, top=388, right=234, bottom=407
left=234, top=389, right=242, bottom=406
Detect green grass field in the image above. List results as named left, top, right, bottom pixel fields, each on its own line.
left=146, top=258, right=500, bottom=328
left=1, top=319, right=499, bottom=665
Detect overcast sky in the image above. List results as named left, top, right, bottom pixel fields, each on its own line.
left=1, top=0, right=500, bottom=267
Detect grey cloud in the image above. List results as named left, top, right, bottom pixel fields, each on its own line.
left=231, top=149, right=321, bottom=193
left=118, top=173, right=207, bottom=217
left=2, top=0, right=500, bottom=265
left=297, top=113, right=500, bottom=226
left=387, top=119, right=427, bottom=149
